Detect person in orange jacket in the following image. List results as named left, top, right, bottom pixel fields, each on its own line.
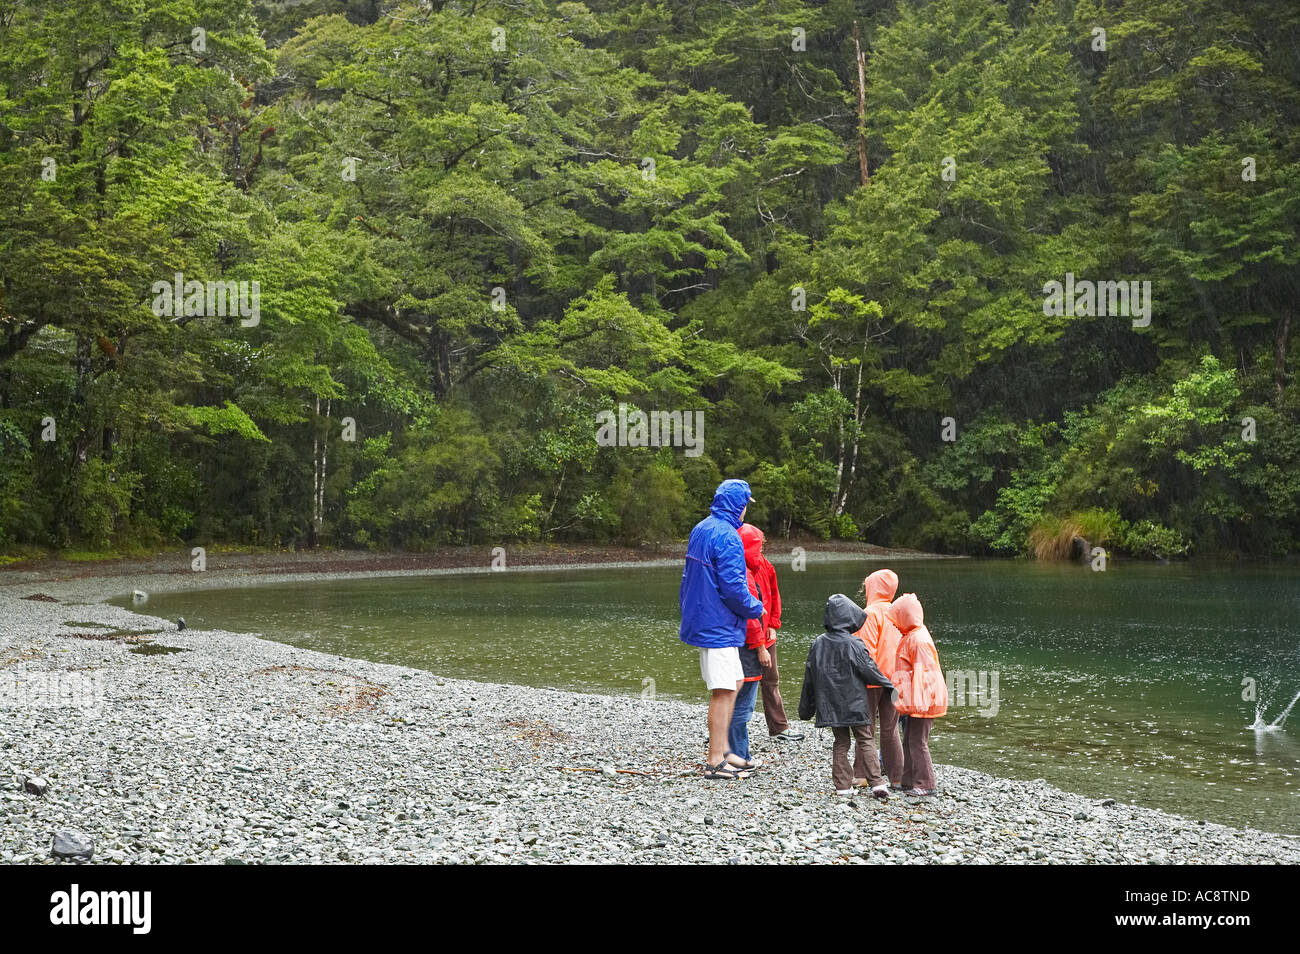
left=854, top=569, right=905, bottom=789
left=887, top=592, right=948, bottom=796
left=738, top=523, right=802, bottom=742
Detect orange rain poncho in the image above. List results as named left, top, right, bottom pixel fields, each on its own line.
left=887, top=593, right=948, bottom=718
left=853, top=569, right=901, bottom=687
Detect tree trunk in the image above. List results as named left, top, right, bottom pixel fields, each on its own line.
left=835, top=361, right=864, bottom=517
left=853, top=22, right=869, bottom=187
left=310, top=395, right=320, bottom=547
left=545, top=466, right=566, bottom=531
left=428, top=328, right=452, bottom=398
left=1275, top=311, right=1292, bottom=401
left=71, top=334, right=92, bottom=468
left=831, top=364, right=846, bottom=514
left=318, top=399, right=330, bottom=543
left=57, top=335, right=94, bottom=545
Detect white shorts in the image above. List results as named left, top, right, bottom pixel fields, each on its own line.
left=699, top=647, right=743, bottom=691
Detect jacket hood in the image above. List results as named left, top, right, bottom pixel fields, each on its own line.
left=710, top=479, right=753, bottom=529
left=824, top=593, right=867, bottom=635
left=738, top=523, right=765, bottom=568
left=863, top=568, right=898, bottom=605
left=889, top=592, right=924, bottom=633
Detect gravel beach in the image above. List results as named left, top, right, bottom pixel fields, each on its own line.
left=3, top=554, right=1298, bottom=865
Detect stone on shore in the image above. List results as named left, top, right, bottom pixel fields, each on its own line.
left=52, top=831, right=94, bottom=860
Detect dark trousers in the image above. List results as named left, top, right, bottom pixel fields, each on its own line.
left=901, top=716, right=936, bottom=791
left=759, top=644, right=790, bottom=736
left=832, top=725, right=881, bottom=790
left=869, top=686, right=904, bottom=784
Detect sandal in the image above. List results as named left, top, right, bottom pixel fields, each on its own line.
left=724, top=750, right=758, bottom=772
left=703, top=758, right=749, bottom=780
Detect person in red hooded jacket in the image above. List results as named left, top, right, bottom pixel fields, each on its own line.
left=738, top=524, right=803, bottom=742
left=726, top=524, right=769, bottom=767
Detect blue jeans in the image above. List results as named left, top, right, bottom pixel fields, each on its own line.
left=729, top=680, right=760, bottom=761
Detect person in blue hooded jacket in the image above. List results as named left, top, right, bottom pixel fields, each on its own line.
left=680, top=479, right=766, bottom=779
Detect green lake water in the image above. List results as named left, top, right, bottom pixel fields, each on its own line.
left=112, top=557, right=1300, bottom=835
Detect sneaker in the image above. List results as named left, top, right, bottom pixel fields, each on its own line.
left=835, top=789, right=854, bottom=796
left=871, top=785, right=890, bottom=801
left=904, top=788, right=935, bottom=797
left=772, top=729, right=805, bottom=741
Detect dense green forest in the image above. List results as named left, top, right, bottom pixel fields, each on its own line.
left=1, top=0, right=1297, bottom=558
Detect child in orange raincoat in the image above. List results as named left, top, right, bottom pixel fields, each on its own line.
left=854, top=569, right=905, bottom=788
left=887, top=593, right=947, bottom=796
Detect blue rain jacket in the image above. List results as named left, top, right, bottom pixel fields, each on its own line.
left=679, top=479, right=765, bottom=648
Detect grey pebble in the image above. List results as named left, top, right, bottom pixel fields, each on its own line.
left=52, top=831, right=94, bottom=860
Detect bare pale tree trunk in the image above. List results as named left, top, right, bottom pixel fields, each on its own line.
left=545, top=466, right=566, bottom=529
left=835, top=361, right=864, bottom=517
left=310, top=396, right=321, bottom=546
left=318, top=399, right=330, bottom=541
left=828, top=23, right=869, bottom=524
left=831, top=364, right=847, bottom=513
left=854, top=22, right=869, bottom=187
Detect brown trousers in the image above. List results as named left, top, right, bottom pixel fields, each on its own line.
left=832, top=724, right=882, bottom=790
left=759, top=644, right=790, bottom=736
left=901, top=715, right=936, bottom=791
left=868, top=686, right=904, bottom=784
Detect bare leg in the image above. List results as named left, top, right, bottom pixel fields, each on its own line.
left=707, top=685, right=740, bottom=768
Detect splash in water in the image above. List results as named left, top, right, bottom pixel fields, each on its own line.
left=1271, top=687, right=1300, bottom=727
left=1252, top=687, right=1300, bottom=731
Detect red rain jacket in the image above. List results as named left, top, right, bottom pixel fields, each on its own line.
left=738, top=524, right=778, bottom=650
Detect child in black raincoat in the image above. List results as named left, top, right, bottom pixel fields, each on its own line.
left=799, top=593, right=894, bottom=798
